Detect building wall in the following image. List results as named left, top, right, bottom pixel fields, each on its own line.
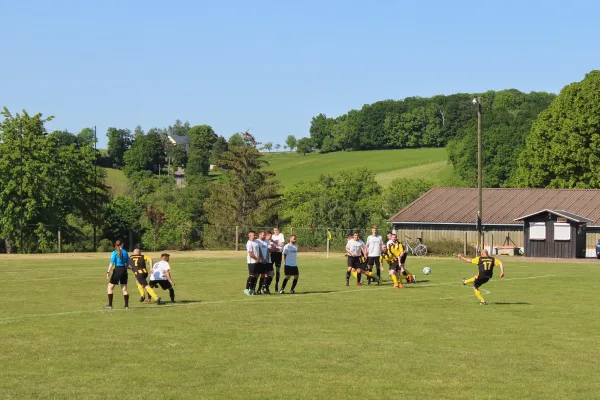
left=523, top=213, right=580, bottom=258
left=391, top=224, right=523, bottom=250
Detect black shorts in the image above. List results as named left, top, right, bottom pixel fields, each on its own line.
left=367, top=257, right=381, bottom=268
left=248, top=263, right=259, bottom=275
left=389, top=260, right=401, bottom=272
left=347, top=256, right=361, bottom=269
left=110, top=267, right=128, bottom=285
left=271, top=252, right=282, bottom=267
left=473, top=275, right=491, bottom=289
left=135, top=272, right=149, bottom=287
left=265, top=263, right=274, bottom=273
left=284, top=265, right=299, bottom=276
left=256, top=263, right=268, bottom=274
left=149, top=280, right=172, bottom=290
left=400, top=253, right=407, bottom=264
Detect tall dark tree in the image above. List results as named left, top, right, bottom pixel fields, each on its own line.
left=123, top=131, right=165, bottom=177
left=203, top=132, right=281, bottom=248
left=106, top=127, right=132, bottom=167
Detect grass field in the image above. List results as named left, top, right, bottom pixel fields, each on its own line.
left=262, top=148, right=457, bottom=187
left=2, top=252, right=599, bottom=399
left=102, top=167, right=128, bottom=197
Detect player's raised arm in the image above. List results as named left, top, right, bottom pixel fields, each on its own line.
left=456, top=253, right=473, bottom=263
left=497, top=259, right=505, bottom=279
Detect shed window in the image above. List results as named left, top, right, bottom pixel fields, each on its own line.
left=554, top=223, right=571, bottom=241
left=529, top=222, right=546, bottom=240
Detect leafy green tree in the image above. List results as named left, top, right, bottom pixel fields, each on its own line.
left=263, top=141, right=273, bottom=152
left=211, top=136, right=228, bottom=164
left=123, top=131, right=165, bottom=177
left=102, top=196, right=144, bottom=248
left=168, top=119, right=190, bottom=137
left=296, top=137, right=314, bottom=155
left=133, top=125, right=145, bottom=139
left=171, top=144, right=188, bottom=169
left=228, top=132, right=245, bottom=147
left=309, top=113, right=334, bottom=149
left=106, top=127, right=132, bottom=167
left=77, top=128, right=95, bottom=147
left=511, top=70, right=600, bottom=188
left=275, top=143, right=281, bottom=152
left=383, top=178, right=434, bottom=215
left=285, top=135, right=297, bottom=151
left=185, top=125, right=217, bottom=177
left=204, top=132, right=281, bottom=248
left=51, top=130, right=78, bottom=146
left=0, top=108, right=109, bottom=253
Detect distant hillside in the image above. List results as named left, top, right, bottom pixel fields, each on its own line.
left=262, top=148, right=460, bottom=188
left=103, top=167, right=128, bottom=197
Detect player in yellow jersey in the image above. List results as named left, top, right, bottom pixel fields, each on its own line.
left=457, top=250, right=504, bottom=305
left=128, top=249, right=161, bottom=304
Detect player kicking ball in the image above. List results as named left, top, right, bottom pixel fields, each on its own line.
left=279, top=235, right=299, bottom=294
left=457, top=250, right=504, bottom=305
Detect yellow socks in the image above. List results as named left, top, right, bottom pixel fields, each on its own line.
left=391, top=274, right=400, bottom=286
left=352, top=271, right=358, bottom=279
left=474, top=288, right=485, bottom=303
left=146, top=286, right=159, bottom=301
left=136, top=283, right=145, bottom=297
left=464, top=277, right=476, bottom=284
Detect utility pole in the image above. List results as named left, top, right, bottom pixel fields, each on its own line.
left=474, top=97, right=483, bottom=254
left=19, top=124, right=24, bottom=253
left=93, top=126, right=97, bottom=252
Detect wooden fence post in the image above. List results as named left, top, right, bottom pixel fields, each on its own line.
left=235, top=226, right=239, bottom=251
left=58, top=229, right=62, bottom=253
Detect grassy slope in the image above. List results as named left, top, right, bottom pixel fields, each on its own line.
left=1, top=253, right=599, bottom=400
left=102, top=167, right=128, bottom=197
left=262, top=148, right=458, bottom=188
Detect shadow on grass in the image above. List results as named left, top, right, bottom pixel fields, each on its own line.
left=491, top=302, right=531, bottom=305
left=292, top=290, right=335, bottom=295
left=163, top=300, right=201, bottom=305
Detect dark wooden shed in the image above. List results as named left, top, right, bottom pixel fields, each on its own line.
left=515, top=210, right=592, bottom=258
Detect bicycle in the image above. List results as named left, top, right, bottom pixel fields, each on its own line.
left=404, top=236, right=428, bottom=256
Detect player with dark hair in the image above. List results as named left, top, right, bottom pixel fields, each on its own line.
left=244, top=231, right=260, bottom=296
left=149, top=253, right=175, bottom=303
left=271, top=227, right=285, bottom=292
left=128, top=248, right=161, bottom=304
left=457, top=250, right=504, bottom=305
left=105, top=239, right=130, bottom=309
left=366, top=226, right=383, bottom=285
left=279, top=235, right=299, bottom=293
left=346, top=232, right=379, bottom=286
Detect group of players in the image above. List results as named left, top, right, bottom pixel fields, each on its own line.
left=345, top=227, right=415, bottom=288
left=104, top=240, right=176, bottom=309
left=244, top=228, right=298, bottom=296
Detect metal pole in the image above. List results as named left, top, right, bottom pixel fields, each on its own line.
left=93, top=126, right=97, bottom=252
left=235, top=226, right=239, bottom=251
left=477, top=100, right=483, bottom=254
left=19, top=125, right=24, bottom=253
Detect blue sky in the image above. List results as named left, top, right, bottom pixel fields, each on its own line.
left=2, top=0, right=599, bottom=148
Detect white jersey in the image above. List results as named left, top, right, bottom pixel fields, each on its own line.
left=346, top=239, right=366, bottom=257
left=246, top=239, right=260, bottom=264
left=366, top=235, right=383, bottom=257
left=150, top=260, right=171, bottom=281
left=283, top=243, right=298, bottom=267
left=257, top=239, right=270, bottom=263
left=271, top=233, right=285, bottom=252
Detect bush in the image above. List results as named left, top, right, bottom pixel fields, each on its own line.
left=97, top=239, right=113, bottom=252
left=424, top=238, right=475, bottom=257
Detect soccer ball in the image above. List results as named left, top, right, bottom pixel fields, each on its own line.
left=423, top=267, right=432, bottom=275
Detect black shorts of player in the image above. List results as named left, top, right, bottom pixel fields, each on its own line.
left=265, top=263, right=274, bottom=273
left=149, top=280, right=173, bottom=290
left=256, top=262, right=268, bottom=274
left=248, top=263, right=259, bottom=275
left=109, top=267, right=128, bottom=285
left=389, top=260, right=401, bottom=272
left=400, top=253, right=408, bottom=264
left=367, top=256, right=381, bottom=268
left=473, top=275, right=491, bottom=289
left=284, top=265, right=299, bottom=276
left=271, top=252, right=282, bottom=267
left=347, top=256, right=361, bottom=269
left=135, top=272, right=149, bottom=287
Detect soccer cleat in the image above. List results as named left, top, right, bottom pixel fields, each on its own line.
left=145, top=298, right=151, bottom=303
left=479, top=302, right=488, bottom=306
left=256, top=289, right=262, bottom=295
left=156, top=297, right=161, bottom=305
left=104, top=305, right=112, bottom=309
left=345, top=279, right=350, bottom=286
left=139, top=296, right=145, bottom=303
left=356, top=282, right=363, bottom=286
left=244, top=289, right=251, bottom=296
left=290, top=289, right=295, bottom=294
left=462, top=278, right=466, bottom=285
left=249, top=290, right=255, bottom=296
left=393, top=284, right=399, bottom=289
left=124, top=306, right=130, bottom=310
left=279, top=290, right=284, bottom=294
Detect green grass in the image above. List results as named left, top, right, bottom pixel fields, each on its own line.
left=262, top=148, right=453, bottom=187
left=102, top=167, right=128, bottom=197
left=2, top=253, right=599, bottom=399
